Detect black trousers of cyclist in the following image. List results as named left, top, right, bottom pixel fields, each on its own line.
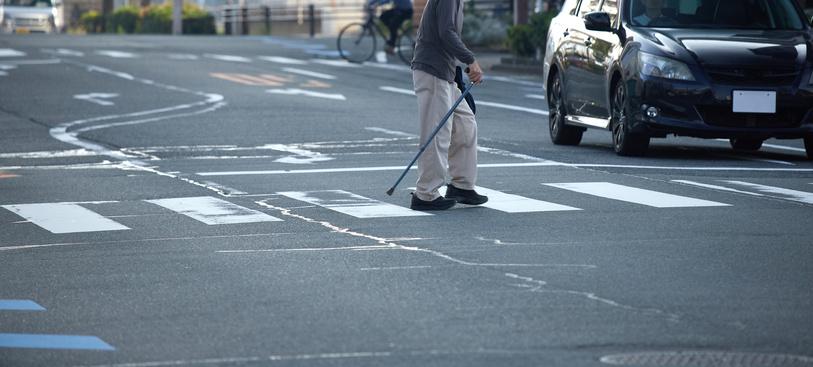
left=380, top=8, right=413, bottom=47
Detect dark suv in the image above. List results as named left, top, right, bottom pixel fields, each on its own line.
left=542, top=0, right=813, bottom=158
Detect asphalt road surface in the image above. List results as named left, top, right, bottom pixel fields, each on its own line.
left=1, top=34, right=812, bottom=367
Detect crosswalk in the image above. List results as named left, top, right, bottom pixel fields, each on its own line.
left=2, top=180, right=810, bottom=235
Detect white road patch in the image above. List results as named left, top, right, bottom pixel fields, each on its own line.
left=281, top=67, right=336, bottom=80
left=96, top=50, right=138, bottom=58
left=45, top=48, right=84, bottom=57
left=365, top=127, right=417, bottom=137
left=724, top=181, right=813, bottom=204
left=525, top=94, right=545, bottom=100
left=0, top=71, right=7, bottom=76
left=439, top=186, right=580, bottom=213
left=2, top=203, right=130, bottom=234
left=86, top=65, right=134, bottom=80
left=0, top=59, right=60, bottom=65
left=266, top=88, right=346, bottom=101
left=262, top=143, right=334, bottom=164
left=0, top=65, right=15, bottom=70
left=671, top=180, right=766, bottom=197
left=545, top=182, right=730, bottom=208
left=146, top=196, right=283, bottom=225
left=168, top=54, right=199, bottom=60
left=74, top=93, right=119, bottom=106
left=0, top=149, right=98, bottom=159
left=258, top=56, right=308, bottom=65
left=360, top=266, right=434, bottom=271
left=379, top=86, right=415, bottom=95
left=203, top=54, right=251, bottom=62
left=363, top=61, right=411, bottom=72
left=485, top=76, right=543, bottom=87
left=0, top=49, right=26, bottom=57
left=196, top=162, right=562, bottom=176
left=309, top=59, right=361, bottom=68
left=379, top=86, right=549, bottom=115
left=278, top=190, right=431, bottom=218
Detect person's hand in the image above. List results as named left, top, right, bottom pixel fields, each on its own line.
left=467, top=61, right=483, bottom=84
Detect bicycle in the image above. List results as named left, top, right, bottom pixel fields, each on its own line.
left=337, top=6, right=416, bottom=65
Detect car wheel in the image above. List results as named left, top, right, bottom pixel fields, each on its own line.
left=729, top=138, right=763, bottom=151
left=804, top=136, right=813, bottom=161
left=611, top=81, right=649, bottom=156
left=547, top=72, right=583, bottom=146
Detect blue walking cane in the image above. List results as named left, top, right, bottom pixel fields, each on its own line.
left=386, top=82, right=475, bottom=196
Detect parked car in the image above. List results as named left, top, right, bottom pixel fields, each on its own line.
left=1, top=0, right=62, bottom=34
left=542, top=0, right=813, bottom=158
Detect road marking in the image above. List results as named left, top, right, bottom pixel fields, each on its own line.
left=525, top=94, right=545, bottom=100
left=145, top=196, right=283, bottom=225
left=43, top=48, right=84, bottom=57
left=265, top=143, right=334, bottom=164
left=210, top=73, right=284, bottom=86
left=0, top=333, right=114, bottom=351
left=74, top=93, right=119, bottom=106
left=258, top=56, right=308, bottom=65
left=439, top=186, right=580, bottom=213
left=167, top=53, right=199, bottom=60
left=0, top=300, right=45, bottom=311
left=0, top=49, right=25, bottom=57
left=485, top=75, right=543, bottom=87
left=671, top=180, right=765, bottom=197
left=266, top=88, right=346, bottom=101
left=96, top=50, right=138, bottom=58
left=204, top=54, right=251, bottom=62
left=724, top=181, right=813, bottom=204
left=0, top=171, right=18, bottom=178
left=544, top=182, right=730, bottom=208
left=278, top=190, right=431, bottom=218
left=2, top=203, right=130, bottom=234
left=310, top=59, right=361, bottom=68
left=365, top=127, right=417, bottom=137
left=363, top=62, right=411, bottom=72
left=282, top=67, right=336, bottom=80
left=0, top=149, right=98, bottom=159
left=299, top=79, right=332, bottom=88
left=379, top=86, right=549, bottom=115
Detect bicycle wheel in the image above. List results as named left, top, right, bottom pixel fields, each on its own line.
left=338, top=23, right=376, bottom=63
left=396, top=26, right=415, bottom=66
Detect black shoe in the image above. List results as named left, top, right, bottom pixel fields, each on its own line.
left=410, top=194, right=456, bottom=211
left=445, top=185, right=488, bottom=205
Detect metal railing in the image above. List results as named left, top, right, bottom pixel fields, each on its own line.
left=214, top=0, right=512, bottom=37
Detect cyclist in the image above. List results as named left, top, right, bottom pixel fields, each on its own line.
left=368, top=0, right=414, bottom=54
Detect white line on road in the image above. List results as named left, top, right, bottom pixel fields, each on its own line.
left=258, top=56, right=308, bottom=65
left=724, top=181, right=813, bottom=204
left=281, top=67, right=336, bottom=80
left=670, top=180, right=766, bottom=197
left=363, top=62, right=411, bottom=72
left=263, top=143, right=334, bottom=164
left=167, top=54, right=199, bottom=60
left=0, top=149, right=98, bottom=159
left=364, top=127, right=417, bottom=137
left=309, top=59, right=360, bottom=68
left=544, top=182, right=730, bottom=208
left=379, top=86, right=549, bottom=115
left=73, top=93, right=119, bottom=106
left=525, top=94, right=546, bottom=100
left=43, top=48, right=84, bottom=57
left=196, top=162, right=563, bottom=176
left=203, top=54, right=251, bottom=62
left=96, top=50, right=138, bottom=58
left=0, top=59, right=60, bottom=65
left=146, top=196, right=283, bottom=224
left=278, top=190, right=431, bottom=218
left=266, top=88, right=346, bottom=101
left=379, top=86, right=415, bottom=95
left=2, top=203, right=130, bottom=234
left=0, top=49, right=25, bottom=57
left=439, top=186, right=580, bottom=213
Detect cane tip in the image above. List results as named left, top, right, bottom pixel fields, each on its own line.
left=386, top=188, right=395, bottom=196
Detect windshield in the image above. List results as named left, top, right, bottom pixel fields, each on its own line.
left=628, top=0, right=806, bottom=30
left=2, top=0, right=53, bottom=7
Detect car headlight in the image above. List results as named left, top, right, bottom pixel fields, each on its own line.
left=638, top=52, right=695, bottom=81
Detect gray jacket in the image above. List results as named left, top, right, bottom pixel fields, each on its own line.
left=411, top=0, right=475, bottom=82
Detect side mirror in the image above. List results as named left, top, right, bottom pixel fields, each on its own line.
left=584, top=11, right=613, bottom=32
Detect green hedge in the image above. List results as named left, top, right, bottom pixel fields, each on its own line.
left=80, top=3, right=214, bottom=34
left=506, top=10, right=557, bottom=57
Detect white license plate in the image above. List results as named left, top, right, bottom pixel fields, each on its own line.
left=733, top=90, right=776, bottom=114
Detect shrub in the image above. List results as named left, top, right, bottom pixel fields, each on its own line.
left=108, top=6, right=139, bottom=34
left=529, top=10, right=557, bottom=50
left=140, top=4, right=172, bottom=34
left=182, top=3, right=215, bottom=34
left=506, top=23, right=534, bottom=57
left=79, top=10, right=104, bottom=33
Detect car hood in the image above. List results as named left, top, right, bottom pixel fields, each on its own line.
left=2, top=6, right=54, bottom=18
left=639, top=29, right=811, bottom=69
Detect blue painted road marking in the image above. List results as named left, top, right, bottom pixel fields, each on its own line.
left=0, top=300, right=46, bottom=311
left=0, top=333, right=115, bottom=351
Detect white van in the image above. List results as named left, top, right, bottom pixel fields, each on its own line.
left=0, top=0, right=63, bottom=34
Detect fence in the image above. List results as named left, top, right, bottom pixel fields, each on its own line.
left=214, top=0, right=513, bottom=37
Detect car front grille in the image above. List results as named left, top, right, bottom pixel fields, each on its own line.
left=697, top=105, right=810, bottom=128
left=14, top=17, right=49, bottom=27
left=704, top=66, right=800, bottom=86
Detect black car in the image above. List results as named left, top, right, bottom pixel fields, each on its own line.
left=542, top=0, right=813, bottom=158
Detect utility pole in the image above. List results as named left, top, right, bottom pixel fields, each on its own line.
left=172, top=0, right=182, bottom=35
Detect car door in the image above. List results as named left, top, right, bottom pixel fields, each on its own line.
left=564, top=0, right=602, bottom=116
left=583, top=0, right=620, bottom=118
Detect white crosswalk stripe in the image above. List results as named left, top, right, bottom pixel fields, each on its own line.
left=1, top=203, right=129, bottom=234
left=0, top=49, right=26, bottom=57
left=439, top=186, right=580, bottom=213
left=146, top=196, right=282, bottom=225
left=724, top=181, right=813, bottom=204
left=544, top=182, right=730, bottom=208
left=278, top=190, right=431, bottom=218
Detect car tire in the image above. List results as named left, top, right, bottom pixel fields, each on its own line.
left=729, top=138, right=763, bottom=151
left=547, top=72, right=583, bottom=146
left=804, top=135, right=813, bottom=161
left=611, top=81, right=649, bottom=156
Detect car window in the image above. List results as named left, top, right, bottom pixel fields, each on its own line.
left=3, top=0, right=53, bottom=6
left=579, top=0, right=602, bottom=17
left=601, top=0, right=619, bottom=24
left=628, top=0, right=805, bottom=29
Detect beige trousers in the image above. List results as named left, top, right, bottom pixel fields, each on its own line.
left=412, top=69, right=478, bottom=201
